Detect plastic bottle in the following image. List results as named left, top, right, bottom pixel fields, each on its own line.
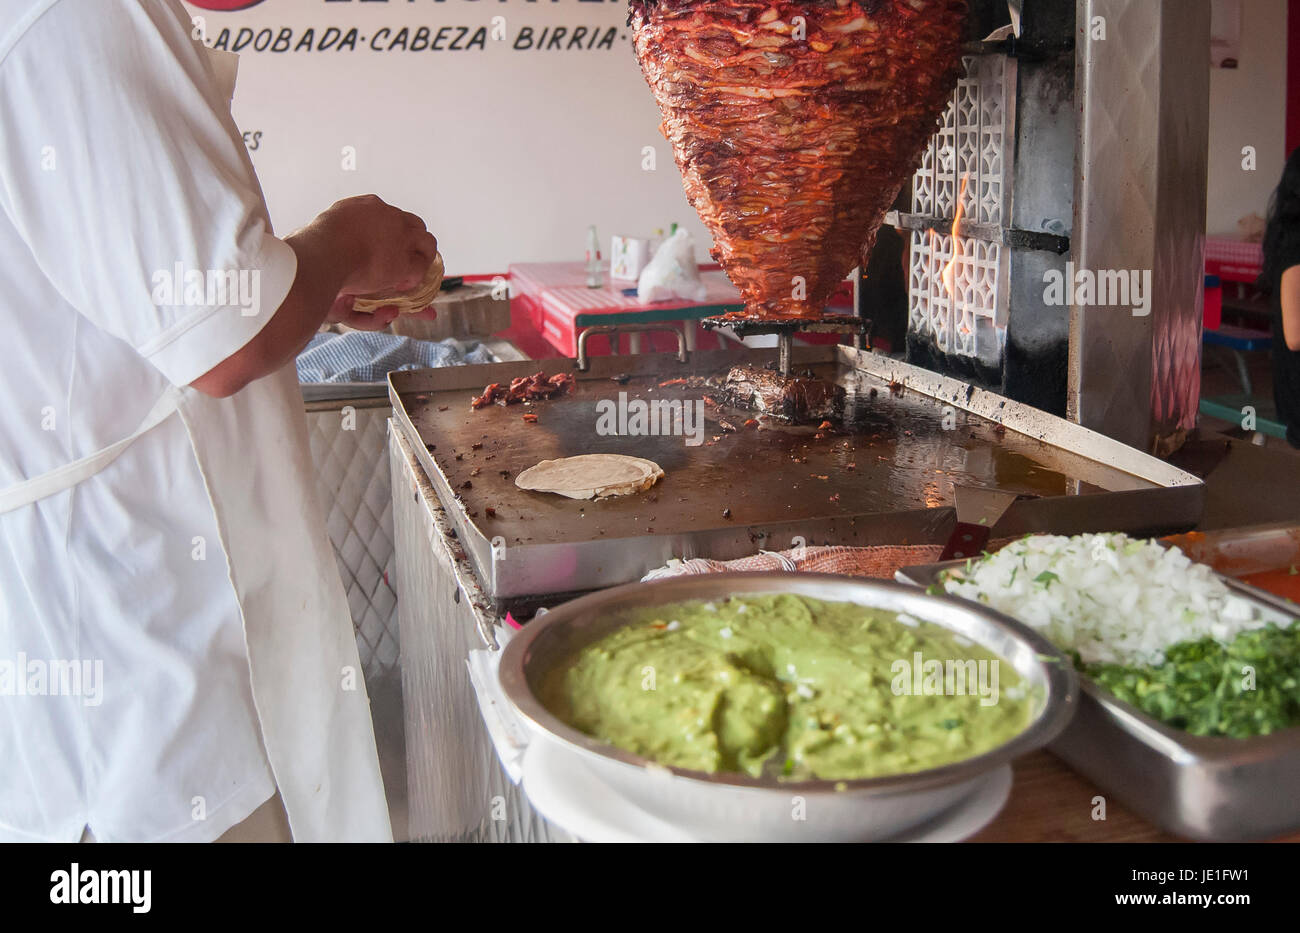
left=585, top=225, right=604, bottom=288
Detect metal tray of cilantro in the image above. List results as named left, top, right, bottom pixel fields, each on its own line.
left=895, top=555, right=1300, bottom=842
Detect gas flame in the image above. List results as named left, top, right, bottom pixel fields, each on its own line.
left=941, top=172, right=970, bottom=299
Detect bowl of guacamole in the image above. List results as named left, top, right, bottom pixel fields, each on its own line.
left=500, top=574, right=1077, bottom=842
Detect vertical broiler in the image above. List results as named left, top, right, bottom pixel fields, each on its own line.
left=630, top=0, right=1208, bottom=456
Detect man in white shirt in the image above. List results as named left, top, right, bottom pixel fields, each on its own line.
left=0, top=0, right=433, bottom=841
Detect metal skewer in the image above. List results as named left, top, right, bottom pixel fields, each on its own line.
left=699, top=313, right=870, bottom=379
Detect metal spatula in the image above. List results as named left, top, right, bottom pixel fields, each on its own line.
left=940, top=485, right=1021, bottom=561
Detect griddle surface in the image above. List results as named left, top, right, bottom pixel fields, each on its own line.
left=402, top=362, right=1153, bottom=551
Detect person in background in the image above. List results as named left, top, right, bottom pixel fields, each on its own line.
left=1262, top=148, right=1300, bottom=448
left=0, top=0, right=436, bottom=841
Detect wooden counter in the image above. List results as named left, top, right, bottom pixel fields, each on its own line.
left=972, top=750, right=1300, bottom=842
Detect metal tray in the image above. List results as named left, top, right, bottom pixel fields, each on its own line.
left=389, top=344, right=1203, bottom=602
left=895, top=555, right=1300, bottom=841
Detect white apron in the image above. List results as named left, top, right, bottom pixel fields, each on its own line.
left=0, top=43, right=391, bottom=842
left=176, top=371, right=392, bottom=843
left=0, top=371, right=392, bottom=842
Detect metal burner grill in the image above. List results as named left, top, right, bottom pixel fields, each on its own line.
left=893, top=0, right=1208, bottom=456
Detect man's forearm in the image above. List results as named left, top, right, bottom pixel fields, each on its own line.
left=188, top=195, right=435, bottom=398
left=190, top=224, right=350, bottom=398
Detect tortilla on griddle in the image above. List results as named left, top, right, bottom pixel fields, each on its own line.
left=515, top=454, right=664, bottom=500
left=352, top=252, right=445, bottom=314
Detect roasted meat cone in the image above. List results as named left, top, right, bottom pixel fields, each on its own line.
left=631, top=0, right=966, bottom=319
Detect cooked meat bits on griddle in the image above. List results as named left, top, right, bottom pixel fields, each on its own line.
left=471, top=371, right=575, bottom=409
left=723, top=365, right=845, bottom=423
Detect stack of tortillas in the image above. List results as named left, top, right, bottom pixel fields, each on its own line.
left=515, top=454, right=664, bottom=500
left=352, top=252, right=445, bottom=314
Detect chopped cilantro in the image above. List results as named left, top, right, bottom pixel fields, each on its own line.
left=1083, top=623, right=1300, bottom=737
left=1034, top=570, right=1060, bottom=587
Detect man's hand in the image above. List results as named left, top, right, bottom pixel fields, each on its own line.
left=323, top=195, right=440, bottom=330
left=321, top=194, right=439, bottom=299
left=191, top=195, right=439, bottom=397
left=327, top=295, right=401, bottom=332
left=328, top=299, right=439, bottom=332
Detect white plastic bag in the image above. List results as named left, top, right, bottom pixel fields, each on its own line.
left=636, top=229, right=708, bottom=303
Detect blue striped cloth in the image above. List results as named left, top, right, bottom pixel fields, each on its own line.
left=296, top=331, right=496, bottom=384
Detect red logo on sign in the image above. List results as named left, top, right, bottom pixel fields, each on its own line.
left=188, top=1, right=267, bottom=10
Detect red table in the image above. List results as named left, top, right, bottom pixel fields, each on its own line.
left=507, top=261, right=745, bottom=358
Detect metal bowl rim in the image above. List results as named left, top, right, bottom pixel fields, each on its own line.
left=498, top=572, right=1079, bottom=796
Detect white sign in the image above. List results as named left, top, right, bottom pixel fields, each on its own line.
left=183, top=0, right=712, bottom=276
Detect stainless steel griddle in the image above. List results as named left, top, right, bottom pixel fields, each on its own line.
left=389, top=344, right=1203, bottom=603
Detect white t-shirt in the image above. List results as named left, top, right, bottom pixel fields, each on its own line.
left=0, top=0, right=299, bottom=841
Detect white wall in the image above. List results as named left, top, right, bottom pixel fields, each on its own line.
left=182, top=0, right=712, bottom=275
left=1206, top=0, right=1289, bottom=235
